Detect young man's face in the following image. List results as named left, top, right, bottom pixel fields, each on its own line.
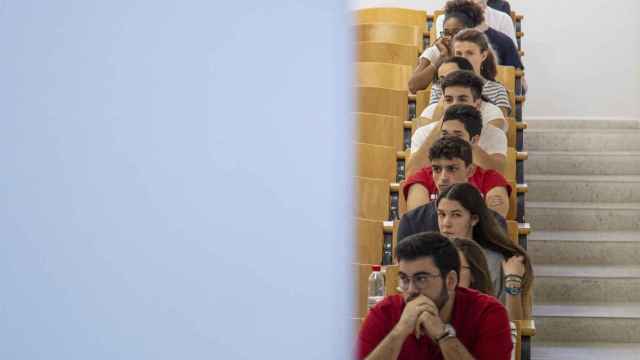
left=441, top=119, right=471, bottom=142
left=398, top=256, right=451, bottom=310
left=443, top=86, right=481, bottom=110
left=431, top=157, right=474, bottom=193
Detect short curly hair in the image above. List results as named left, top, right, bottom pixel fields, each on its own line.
left=440, top=69, right=485, bottom=101
left=444, top=0, right=485, bottom=28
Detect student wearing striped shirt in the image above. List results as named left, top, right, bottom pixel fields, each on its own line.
left=424, top=56, right=509, bottom=131
left=427, top=29, right=512, bottom=117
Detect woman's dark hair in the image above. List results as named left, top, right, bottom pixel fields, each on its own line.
left=396, top=231, right=461, bottom=281
left=444, top=0, right=485, bottom=28
left=453, top=238, right=495, bottom=296
left=436, top=183, right=534, bottom=315
left=453, top=29, right=498, bottom=81
left=435, top=56, right=474, bottom=83
left=429, top=135, right=474, bottom=167
left=440, top=70, right=484, bottom=101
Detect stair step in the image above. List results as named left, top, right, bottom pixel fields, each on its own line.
left=526, top=202, right=640, bottom=231
left=534, top=303, right=640, bottom=318
left=532, top=341, right=640, bottom=360
left=529, top=231, right=640, bottom=265
left=526, top=151, right=640, bottom=175
left=527, top=118, right=640, bottom=130
left=535, top=264, right=640, bottom=278
left=533, top=303, right=640, bottom=342
left=527, top=174, right=640, bottom=202
left=526, top=129, right=640, bottom=151
left=534, top=265, right=640, bottom=303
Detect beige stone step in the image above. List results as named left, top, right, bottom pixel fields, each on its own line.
left=526, top=151, right=640, bottom=176
left=533, top=303, right=640, bottom=343
left=527, top=202, right=640, bottom=231
left=534, top=265, right=640, bottom=303
left=532, top=341, right=640, bottom=360
left=527, top=174, right=640, bottom=202
left=529, top=231, right=640, bottom=265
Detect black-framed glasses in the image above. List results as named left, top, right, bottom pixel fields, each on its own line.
left=440, top=28, right=463, bottom=38
left=398, top=272, right=442, bottom=291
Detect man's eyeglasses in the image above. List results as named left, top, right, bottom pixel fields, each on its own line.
left=398, top=272, right=442, bottom=291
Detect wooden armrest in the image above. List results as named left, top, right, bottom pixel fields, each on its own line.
left=390, top=182, right=400, bottom=192
left=404, top=121, right=413, bottom=129
left=383, top=220, right=394, bottom=233
left=516, top=151, right=528, bottom=161
left=516, top=121, right=528, bottom=130
left=516, top=183, right=528, bottom=193
left=518, top=222, right=531, bottom=236
left=514, top=319, right=536, bottom=337
left=409, top=93, right=416, bottom=101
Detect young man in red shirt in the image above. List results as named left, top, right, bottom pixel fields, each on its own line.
left=357, top=232, right=512, bottom=360
left=404, top=104, right=511, bottom=217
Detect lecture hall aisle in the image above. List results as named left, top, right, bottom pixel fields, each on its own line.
left=526, top=119, right=640, bottom=359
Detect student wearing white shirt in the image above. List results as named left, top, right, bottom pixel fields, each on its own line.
left=435, top=0, right=517, bottom=48
left=407, top=70, right=507, bottom=177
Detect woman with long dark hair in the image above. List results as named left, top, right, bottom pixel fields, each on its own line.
left=437, top=183, right=533, bottom=320
left=452, top=237, right=495, bottom=295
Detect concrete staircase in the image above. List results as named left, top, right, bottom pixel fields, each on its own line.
left=525, top=119, right=640, bottom=359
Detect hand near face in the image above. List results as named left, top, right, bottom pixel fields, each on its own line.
left=414, top=299, right=445, bottom=340
left=434, top=37, right=451, bottom=60
left=394, top=295, right=438, bottom=337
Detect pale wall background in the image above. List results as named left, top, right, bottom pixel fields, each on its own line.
left=352, top=0, right=640, bottom=120
left=0, top=1, right=352, bottom=358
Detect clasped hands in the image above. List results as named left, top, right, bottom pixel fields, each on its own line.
left=394, top=295, right=446, bottom=341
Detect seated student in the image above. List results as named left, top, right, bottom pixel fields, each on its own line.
left=357, top=232, right=513, bottom=360
left=404, top=133, right=511, bottom=217
left=453, top=238, right=494, bottom=295
left=435, top=0, right=517, bottom=48
left=408, top=74, right=507, bottom=176
left=409, top=0, right=523, bottom=94
left=487, top=0, right=512, bottom=16
left=438, top=183, right=533, bottom=320
left=453, top=238, right=518, bottom=360
left=428, top=36, right=511, bottom=117
left=398, top=137, right=508, bottom=241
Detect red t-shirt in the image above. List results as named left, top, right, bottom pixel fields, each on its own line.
left=357, top=287, right=512, bottom=360
left=403, top=166, right=511, bottom=200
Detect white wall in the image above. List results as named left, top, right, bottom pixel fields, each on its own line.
left=352, top=0, right=640, bottom=120
left=0, top=1, right=352, bottom=359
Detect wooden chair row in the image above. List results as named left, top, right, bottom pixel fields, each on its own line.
left=354, top=61, right=523, bottom=118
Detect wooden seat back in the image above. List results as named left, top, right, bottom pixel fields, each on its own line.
left=356, top=112, right=403, bottom=151
left=355, top=176, right=390, bottom=221
left=356, top=142, right=397, bottom=183
left=356, top=23, right=423, bottom=51
left=357, top=41, right=418, bottom=67
left=356, top=218, right=384, bottom=265
left=356, top=86, right=409, bottom=121
left=356, top=61, right=413, bottom=91
left=496, top=65, right=517, bottom=112
left=355, top=8, right=427, bottom=50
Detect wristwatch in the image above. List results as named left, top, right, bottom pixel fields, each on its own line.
left=435, top=324, right=456, bottom=344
